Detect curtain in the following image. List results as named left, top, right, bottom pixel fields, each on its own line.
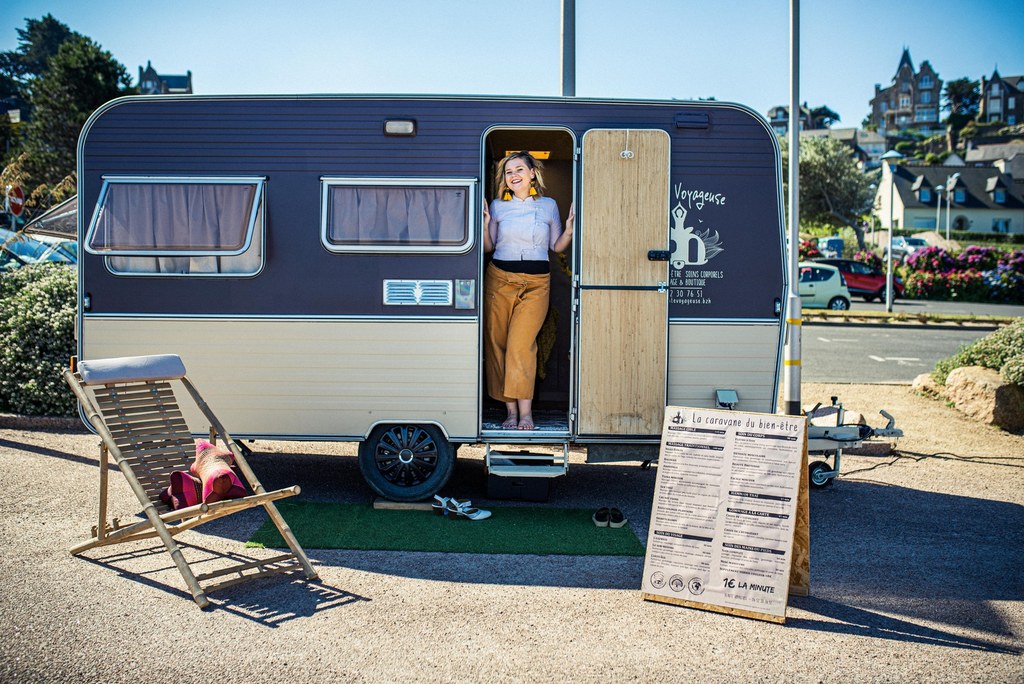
left=92, top=183, right=258, bottom=274
left=328, top=186, right=466, bottom=246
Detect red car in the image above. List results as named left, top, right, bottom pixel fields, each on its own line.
left=814, top=258, right=904, bottom=302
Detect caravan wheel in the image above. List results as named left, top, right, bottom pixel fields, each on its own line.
left=358, top=424, right=455, bottom=502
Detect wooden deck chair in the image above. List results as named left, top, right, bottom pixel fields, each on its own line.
left=63, top=354, right=318, bottom=608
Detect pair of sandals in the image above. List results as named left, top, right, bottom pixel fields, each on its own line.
left=592, top=507, right=627, bottom=528
left=432, top=495, right=492, bottom=521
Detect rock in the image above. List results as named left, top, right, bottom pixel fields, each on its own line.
left=944, top=366, right=1024, bottom=432
left=912, top=372, right=945, bottom=398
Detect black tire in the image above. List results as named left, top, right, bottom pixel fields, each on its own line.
left=828, top=296, right=850, bottom=311
left=358, top=423, right=455, bottom=502
left=808, top=460, right=834, bottom=488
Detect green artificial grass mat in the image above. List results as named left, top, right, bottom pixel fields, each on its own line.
left=248, top=500, right=645, bottom=556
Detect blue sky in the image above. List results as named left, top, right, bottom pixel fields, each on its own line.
left=3, top=0, right=1022, bottom=127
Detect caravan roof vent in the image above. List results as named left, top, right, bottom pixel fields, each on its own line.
left=383, top=279, right=453, bottom=306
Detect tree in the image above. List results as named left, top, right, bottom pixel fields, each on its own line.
left=0, top=14, right=76, bottom=83
left=808, top=104, right=840, bottom=129
left=21, top=35, right=132, bottom=189
left=780, top=136, right=875, bottom=250
left=943, top=78, right=980, bottom=132
left=943, top=78, right=981, bottom=117
left=0, top=14, right=78, bottom=90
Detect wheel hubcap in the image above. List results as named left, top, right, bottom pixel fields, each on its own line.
left=373, top=426, right=438, bottom=487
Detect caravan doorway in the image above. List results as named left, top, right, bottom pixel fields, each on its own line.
left=480, top=128, right=575, bottom=438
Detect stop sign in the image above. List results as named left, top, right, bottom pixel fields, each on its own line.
left=7, top=186, right=24, bottom=216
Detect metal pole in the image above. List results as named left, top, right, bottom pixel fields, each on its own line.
left=561, top=0, right=575, bottom=97
left=783, top=0, right=801, bottom=416
left=934, top=186, right=942, bottom=234
left=945, top=187, right=952, bottom=240
left=885, top=164, right=895, bottom=312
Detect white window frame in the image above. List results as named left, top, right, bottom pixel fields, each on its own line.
left=319, top=177, right=476, bottom=254
left=84, top=176, right=266, bottom=277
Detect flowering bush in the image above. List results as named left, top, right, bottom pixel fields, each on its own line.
left=1003, top=355, right=1024, bottom=385
left=933, top=317, right=1024, bottom=385
left=0, top=264, right=77, bottom=416
left=906, top=246, right=956, bottom=274
left=798, top=240, right=820, bottom=260
left=957, top=245, right=1002, bottom=271
left=904, top=269, right=986, bottom=300
left=852, top=249, right=882, bottom=271
left=901, top=245, right=1024, bottom=304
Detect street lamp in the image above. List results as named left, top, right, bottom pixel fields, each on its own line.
left=881, top=150, right=904, bottom=313
left=945, top=172, right=960, bottom=241
left=934, top=184, right=944, bottom=234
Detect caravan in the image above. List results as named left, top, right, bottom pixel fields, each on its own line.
left=76, top=94, right=788, bottom=501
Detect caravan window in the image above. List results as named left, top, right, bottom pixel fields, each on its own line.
left=84, top=177, right=265, bottom=276
left=321, top=178, right=474, bottom=253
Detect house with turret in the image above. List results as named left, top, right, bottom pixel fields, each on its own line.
left=868, top=49, right=943, bottom=136
left=138, top=61, right=193, bottom=95
left=980, top=70, right=1023, bottom=125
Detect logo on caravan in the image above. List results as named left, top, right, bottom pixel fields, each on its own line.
left=669, top=183, right=726, bottom=271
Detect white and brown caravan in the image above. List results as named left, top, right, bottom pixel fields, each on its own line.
left=76, top=95, right=788, bottom=501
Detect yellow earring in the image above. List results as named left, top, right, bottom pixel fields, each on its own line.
left=528, top=180, right=538, bottom=197
left=502, top=189, right=512, bottom=201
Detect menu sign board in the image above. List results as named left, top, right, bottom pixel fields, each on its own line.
left=641, top=406, right=807, bottom=623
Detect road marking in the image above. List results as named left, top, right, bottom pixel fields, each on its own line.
left=818, top=337, right=859, bottom=343
left=869, top=355, right=923, bottom=365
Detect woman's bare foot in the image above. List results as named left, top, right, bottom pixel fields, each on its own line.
left=517, top=415, right=535, bottom=430
left=501, top=413, right=519, bottom=429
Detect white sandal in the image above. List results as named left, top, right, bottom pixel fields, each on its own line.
left=446, top=497, right=491, bottom=521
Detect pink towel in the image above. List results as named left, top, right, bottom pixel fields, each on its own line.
left=159, top=470, right=202, bottom=510
left=190, top=439, right=247, bottom=503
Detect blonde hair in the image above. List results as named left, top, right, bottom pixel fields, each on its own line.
left=494, top=151, right=546, bottom=200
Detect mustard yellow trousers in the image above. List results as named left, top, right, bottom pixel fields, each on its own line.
left=484, top=263, right=550, bottom=403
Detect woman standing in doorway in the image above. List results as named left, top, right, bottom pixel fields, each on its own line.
left=483, top=151, right=574, bottom=430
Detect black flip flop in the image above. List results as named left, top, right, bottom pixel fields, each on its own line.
left=592, top=507, right=610, bottom=527
left=608, top=507, right=627, bottom=528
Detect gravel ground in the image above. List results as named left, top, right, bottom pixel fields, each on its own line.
left=1, top=382, right=1021, bottom=683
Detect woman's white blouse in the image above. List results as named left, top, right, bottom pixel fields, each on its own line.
left=489, top=196, right=562, bottom=261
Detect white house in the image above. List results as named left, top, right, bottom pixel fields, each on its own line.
left=875, top=163, right=1024, bottom=234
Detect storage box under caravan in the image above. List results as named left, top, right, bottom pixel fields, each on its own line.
left=76, top=94, right=789, bottom=501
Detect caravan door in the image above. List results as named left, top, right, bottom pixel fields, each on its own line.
left=576, top=129, right=670, bottom=437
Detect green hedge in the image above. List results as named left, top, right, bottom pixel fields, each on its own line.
left=0, top=264, right=77, bottom=417
left=932, top=317, right=1024, bottom=386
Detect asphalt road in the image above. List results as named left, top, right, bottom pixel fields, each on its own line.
left=802, top=323, right=991, bottom=383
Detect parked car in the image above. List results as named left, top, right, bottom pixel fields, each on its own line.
left=816, top=237, right=844, bottom=259
left=814, top=258, right=904, bottom=302
left=798, top=261, right=851, bottom=310
left=883, top=236, right=929, bottom=263
left=0, top=227, right=77, bottom=269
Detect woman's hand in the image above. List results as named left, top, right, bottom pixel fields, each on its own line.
left=552, top=201, right=574, bottom=253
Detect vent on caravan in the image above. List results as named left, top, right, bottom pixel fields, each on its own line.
left=383, top=280, right=454, bottom=306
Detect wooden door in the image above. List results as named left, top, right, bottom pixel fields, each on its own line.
left=576, top=129, right=670, bottom=436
